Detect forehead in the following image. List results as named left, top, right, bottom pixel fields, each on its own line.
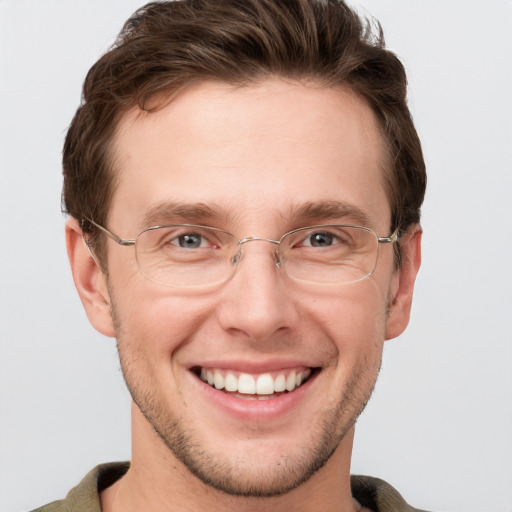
left=109, top=80, right=390, bottom=234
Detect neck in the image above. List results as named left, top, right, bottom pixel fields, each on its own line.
left=101, top=403, right=361, bottom=512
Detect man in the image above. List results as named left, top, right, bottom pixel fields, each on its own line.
left=34, top=0, right=426, bottom=510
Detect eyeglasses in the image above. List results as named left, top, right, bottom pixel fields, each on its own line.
left=86, top=219, right=400, bottom=287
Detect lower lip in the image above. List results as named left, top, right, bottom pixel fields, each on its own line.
left=191, top=371, right=318, bottom=421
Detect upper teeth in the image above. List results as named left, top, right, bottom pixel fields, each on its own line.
left=199, top=368, right=312, bottom=395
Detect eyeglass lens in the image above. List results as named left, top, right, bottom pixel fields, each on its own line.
left=133, top=225, right=380, bottom=287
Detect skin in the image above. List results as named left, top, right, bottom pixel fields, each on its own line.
left=67, top=79, right=421, bottom=512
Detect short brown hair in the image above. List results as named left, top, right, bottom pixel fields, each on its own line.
left=63, top=0, right=426, bottom=263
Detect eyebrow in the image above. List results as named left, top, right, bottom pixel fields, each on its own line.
left=141, top=201, right=227, bottom=228
left=287, top=200, right=371, bottom=226
left=140, top=199, right=371, bottom=230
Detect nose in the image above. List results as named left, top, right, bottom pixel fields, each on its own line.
left=217, top=240, right=299, bottom=342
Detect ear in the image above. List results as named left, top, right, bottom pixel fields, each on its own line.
left=385, top=225, right=422, bottom=340
left=66, top=217, right=116, bottom=337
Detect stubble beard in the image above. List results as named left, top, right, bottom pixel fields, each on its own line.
left=110, top=295, right=382, bottom=498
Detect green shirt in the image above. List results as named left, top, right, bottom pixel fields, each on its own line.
left=31, top=462, right=430, bottom=512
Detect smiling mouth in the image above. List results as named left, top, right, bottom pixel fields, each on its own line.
left=194, top=367, right=317, bottom=400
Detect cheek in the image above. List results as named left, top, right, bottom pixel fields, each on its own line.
left=109, top=278, right=217, bottom=364
left=305, top=283, right=388, bottom=343
left=302, top=284, right=388, bottom=381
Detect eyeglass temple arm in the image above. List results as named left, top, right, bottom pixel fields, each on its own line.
left=83, top=218, right=136, bottom=246
left=377, top=227, right=401, bottom=244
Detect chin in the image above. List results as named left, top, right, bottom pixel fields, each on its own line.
left=152, top=415, right=346, bottom=497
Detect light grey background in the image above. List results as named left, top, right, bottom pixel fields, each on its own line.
left=1, top=1, right=511, bottom=511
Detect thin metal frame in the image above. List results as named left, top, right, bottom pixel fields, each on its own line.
left=86, top=218, right=400, bottom=248
left=84, top=218, right=401, bottom=286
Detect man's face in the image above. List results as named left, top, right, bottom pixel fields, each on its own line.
left=99, top=80, right=404, bottom=496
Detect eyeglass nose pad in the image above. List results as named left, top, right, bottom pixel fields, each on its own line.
left=230, top=242, right=281, bottom=269
left=230, top=247, right=243, bottom=267
left=273, top=249, right=282, bottom=268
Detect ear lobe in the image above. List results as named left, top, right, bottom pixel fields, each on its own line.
left=66, top=217, right=116, bottom=337
left=385, top=226, right=422, bottom=340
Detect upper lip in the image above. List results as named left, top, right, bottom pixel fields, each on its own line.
left=189, top=359, right=321, bottom=374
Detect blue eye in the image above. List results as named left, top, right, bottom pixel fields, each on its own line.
left=308, top=232, right=334, bottom=247
left=177, top=233, right=204, bottom=248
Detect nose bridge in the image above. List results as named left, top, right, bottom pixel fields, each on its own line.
left=219, top=235, right=297, bottom=341
left=235, top=236, right=281, bottom=268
